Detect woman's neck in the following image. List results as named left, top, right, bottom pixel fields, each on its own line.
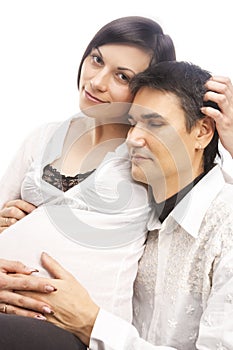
left=91, top=122, right=130, bottom=146
left=52, top=119, right=129, bottom=176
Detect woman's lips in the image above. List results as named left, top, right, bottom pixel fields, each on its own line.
left=84, top=90, right=108, bottom=104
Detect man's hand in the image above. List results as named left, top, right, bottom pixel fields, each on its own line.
left=202, top=76, right=233, bottom=157
left=20, top=253, right=100, bottom=346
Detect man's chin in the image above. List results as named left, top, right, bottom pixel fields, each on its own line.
left=131, top=167, right=147, bottom=185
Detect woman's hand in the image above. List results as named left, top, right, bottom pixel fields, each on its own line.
left=19, top=253, right=100, bottom=346
left=0, top=258, right=57, bottom=319
left=0, top=199, right=36, bottom=233
left=202, top=76, right=233, bottom=157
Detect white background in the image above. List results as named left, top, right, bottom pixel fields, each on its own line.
left=0, top=0, right=232, bottom=177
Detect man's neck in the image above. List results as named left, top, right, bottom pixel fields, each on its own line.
left=151, top=168, right=203, bottom=204
left=154, top=171, right=207, bottom=223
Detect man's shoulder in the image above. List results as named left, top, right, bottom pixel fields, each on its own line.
left=203, top=183, right=233, bottom=229
left=214, top=181, right=233, bottom=211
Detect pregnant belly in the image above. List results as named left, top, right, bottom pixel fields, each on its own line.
left=0, top=206, right=144, bottom=322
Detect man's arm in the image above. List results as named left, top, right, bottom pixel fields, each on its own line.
left=90, top=308, right=175, bottom=350
left=196, top=249, right=233, bottom=349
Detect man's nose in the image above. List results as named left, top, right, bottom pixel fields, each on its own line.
left=126, top=125, right=146, bottom=148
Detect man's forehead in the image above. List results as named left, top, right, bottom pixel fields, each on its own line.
left=129, top=103, right=156, bottom=118
left=130, top=88, right=181, bottom=119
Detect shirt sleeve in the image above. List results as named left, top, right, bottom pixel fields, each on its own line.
left=196, top=248, right=233, bottom=349
left=0, top=123, right=57, bottom=208
left=89, top=309, right=176, bottom=350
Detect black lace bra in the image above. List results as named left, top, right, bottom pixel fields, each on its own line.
left=42, top=164, right=95, bottom=192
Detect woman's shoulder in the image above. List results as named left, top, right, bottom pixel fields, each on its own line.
left=25, top=121, right=62, bottom=140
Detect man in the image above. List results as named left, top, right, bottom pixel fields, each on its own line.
left=0, top=61, right=233, bottom=350
left=90, top=61, right=233, bottom=349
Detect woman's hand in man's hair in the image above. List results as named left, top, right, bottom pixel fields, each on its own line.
left=202, top=76, right=233, bottom=157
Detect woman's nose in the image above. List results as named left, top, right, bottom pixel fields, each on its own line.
left=90, top=70, right=108, bottom=92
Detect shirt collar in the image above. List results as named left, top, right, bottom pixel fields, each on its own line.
left=170, top=165, right=226, bottom=238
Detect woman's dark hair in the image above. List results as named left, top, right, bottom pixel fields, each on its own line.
left=130, top=61, right=220, bottom=172
left=77, top=16, right=176, bottom=88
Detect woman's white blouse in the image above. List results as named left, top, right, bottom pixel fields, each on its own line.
left=0, top=115, right=155, bottom=323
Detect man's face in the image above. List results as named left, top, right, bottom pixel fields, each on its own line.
left=126, top=87, right=200, bottom=197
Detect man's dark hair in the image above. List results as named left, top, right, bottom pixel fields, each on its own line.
left=130, top=61, right=220, bottom=172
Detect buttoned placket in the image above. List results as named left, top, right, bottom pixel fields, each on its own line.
left=147, top=215, right=179, bottom=343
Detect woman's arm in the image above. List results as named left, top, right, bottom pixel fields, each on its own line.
left=202, top=76, right=233, bottom=157
left=0, top=122, right=58, bottom=232
left=0, top=128, right=38, bottom=209
left=0, top=127, right=41, bottom=232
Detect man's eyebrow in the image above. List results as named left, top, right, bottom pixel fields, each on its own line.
left=127, top=112, right=164, bottom=120
left=141, top=112, right=164, bottom=120
left=127, top=112, right=167, bottom=126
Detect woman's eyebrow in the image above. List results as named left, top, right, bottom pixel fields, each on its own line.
left=94, top=47, right=135, bottom=74
left=95, top=47, right=103, bottom=58
left=117, top=66, right=135, bottom=74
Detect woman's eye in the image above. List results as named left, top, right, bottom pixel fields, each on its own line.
left=117, top=72, right=130, bottom=83
left=91, top=54, right=103, bottom=65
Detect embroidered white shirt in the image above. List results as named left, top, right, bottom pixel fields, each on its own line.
left=90, top=165, right=233, bottom=349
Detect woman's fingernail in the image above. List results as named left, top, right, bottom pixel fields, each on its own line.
left=42, top=306, right=54, bottom=314
left=25, top=267, right=39, bottom=273
left=44, top=285, right=57, bottom=292
left=34, top=314, right=47, bottom=320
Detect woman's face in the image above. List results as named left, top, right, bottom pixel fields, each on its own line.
left=79, top=43, right=152, bottom=120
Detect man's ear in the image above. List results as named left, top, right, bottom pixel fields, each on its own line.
left=195, top=117, right=215, bottom=150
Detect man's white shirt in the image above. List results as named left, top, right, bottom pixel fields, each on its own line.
left=90, top=165, right=233, bottom=349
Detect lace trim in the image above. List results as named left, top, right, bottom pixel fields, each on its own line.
left=42, top=164, right=95, bottom=192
